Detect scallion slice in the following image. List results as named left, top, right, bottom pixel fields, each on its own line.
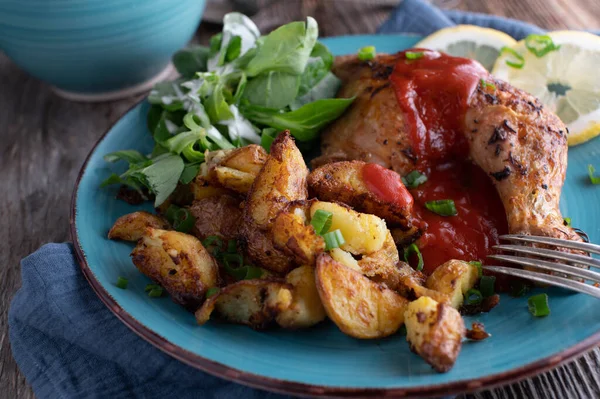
left=172, top=208, right=195, bottom=233
left=227, top=239, right=238, bottom=254
left=464, top=288, right=483, bottom=305
left=357, top=46, right=376, bottom=61
left=324, top=229, right=345, bottom=250
left=116, top=276, right=128, bottom=289
left=401, top=170, right=428, bottom=189
left=469, top=261, right=483, bottom=278
left=202, top=235, right=224, bottom=256
left=564, top=217, right=572, bottom=227
left=206, top=287, right=220, bottom=298
left=500, top=47, right=525, bottom=69
left=589, top=164, right=600, bottom=184
left=525, top=34, right=560, bottom=58
left=425, top=199, right=457, bottom=216
left=480, top=275, right=496, bottom=297
left=145, top=283, right=161, bottom=292
left=528, top=293, right=550, bottom=317
left=405, top=51, right=424, bottom=60
left=403, top=243, right=424, bottom=271
left=480, top=78, right=496, bottom=91
left=148, top=287, right=164, bottom=298
left=311, top=209, right=333, bottom=235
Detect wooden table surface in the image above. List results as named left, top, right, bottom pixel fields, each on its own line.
left=2, top=1, right=600, bottom=398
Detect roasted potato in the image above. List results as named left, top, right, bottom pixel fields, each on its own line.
left=404, top=296, right=465, bottom=372
left=189, top=177, right=233, bottom=200
left=272, top=201, right=325, bottom=265
left=276, top=265, right=327, bottom=329
left=245, top=131, right=308, bottom=229
left=200, top=145, right=267, bottom=194
left=396, top=263, right=450, bottom=304
left=131, top=228, right=219, bottom=310
left=242, top=132, right=309, bottom=273
left=330, top=230, right=403, bottom=290
left=316, top=253, right=409, bottom=339
left=108, top=211, right=169, bottom=241
left=195, top=279, right=293, bottom=329
left=308, top=161, right=413, bottom=229
left=426, top=260, right=479, bottom=309
left=188, top=195, right=242, bottom=241
left=310, top=201, right=387, bottom=255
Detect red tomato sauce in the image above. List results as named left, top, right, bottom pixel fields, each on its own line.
left=389, top=49, right=507, bottom=274
left=362, top=163, right=413, bottom=208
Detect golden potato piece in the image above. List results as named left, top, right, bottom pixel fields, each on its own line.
left=200, top=145, right=267, bottom=194
left=276, top=266, right=327, bottom=329
left=396, top=263, right=451, bottom=305
left=188, top=195, right=242, bottom=241
left=131, top=228, right=219, bottom=310
left=310, top=201, right=387, bottom=255
left=404, top=296, right=465, bottom=373
left=108, top=211, right=169, bottom=241
left=245, top=131, right=308, bottom=229
left=426, top=260, right=479, bottom=309
left=195, top=279, right=293, bottom=329
left=272, top=201, right=325, bottom=265
left=189, top=177, right=232, bottom=200
left=308, top=161, right=413, bottom=229
left=315, top=253, right=409, bottom=339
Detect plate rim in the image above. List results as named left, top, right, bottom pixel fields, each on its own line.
left=70, top=34, right=600, bottom=398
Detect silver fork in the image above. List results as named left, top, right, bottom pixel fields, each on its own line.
left=484, top=234, right=600, bottom=299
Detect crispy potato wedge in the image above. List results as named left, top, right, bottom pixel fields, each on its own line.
left=404, top=296, right=465, bottom=373
left=330, top=231, right=403, bottom=290
left=316, top=253, right=409, bottom=339
left=276, top=266, right=327, bottom=329
left=108, top=211, right=169, bottom=241
left=188, top=195, right=242, bottom=241
left=195, top=279, right=293, bottom=329
left=245, top=131, right=308, bottom=229
left=200, top=145, right=268, bottom=194
left=308, top=161, right=413, bottom=229
left=131, top=228, right=219, bottom=310
left=310, top=201, right=387, bottom=255
left=272, top=201, right=325, bottom=265
left=426, top=260, right=479, bottom=309
left=396, top=263, right=450, bottom=304
left=189, top=177, right=233, bottom=200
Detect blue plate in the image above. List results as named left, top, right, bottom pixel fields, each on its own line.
left=71, top=34, right=600, bottom=397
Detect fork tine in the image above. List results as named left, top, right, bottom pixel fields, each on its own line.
left=493, top=245, right=600, bottom=268
left=483, top=266, right=600, bottom=299
left=500, top=234, right=600, bottom=255
left=488, top=254, right=600, bottom=283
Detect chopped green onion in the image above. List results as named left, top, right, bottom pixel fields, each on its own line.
left=469, top=261, right=483, bottom=278
left=403, top=243, right=424, bottom=271
left=564, top=217, right=572, bottom=227
left=148, top=287, right=164, bottom=298
left=206, top=287, right=220, bottom=298
left=464, top=288, right=483, bottom=305
left=324, top=229, right=345, bottom=250
left=525, top=34, right=560, bottom=58
left=145, top=283, right=161, bottom=292
left=480, top=78, right=496, bottom=91
left=116, top=276, right=128, bottom=289
left=405, top=51, right=424, bottom=60
left=223, top=253, right=244, bottom=269
left=425, top=199, right=458, bottom=216
left=243, top=266, right=264, bottom=280
left=401, top=170, right=428, bottom=189
left=479, top=275, right=496, bottom=297
left=528, top=293, right=550, bottom=317
left=589, top=164, right=600, bottom=184
left=357, top=46, right=376, bottom=61
left=311, top=209, right=333, bottom=235
left=172, top=208, right=195, bottom=233
left=227, top=239, right=238, bottom=254
left=165, top=205, right=179, bottom=223
left=202, top=235, right=224, bottom=256
left=500, top=47, right=525, bottom=69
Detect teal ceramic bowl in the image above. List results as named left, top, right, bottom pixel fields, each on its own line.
left=71, top=34, right=600, bottom=397
left=0, top=0, right=205, bottom=100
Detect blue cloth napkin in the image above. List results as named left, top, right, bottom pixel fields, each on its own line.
left=9, top=1, right=551, bottom=398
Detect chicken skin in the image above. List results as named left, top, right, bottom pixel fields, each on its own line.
left=314, top=51, right=581, bottom=243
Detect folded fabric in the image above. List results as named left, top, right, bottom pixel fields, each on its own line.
left=8, top=1, right=559, bottom=398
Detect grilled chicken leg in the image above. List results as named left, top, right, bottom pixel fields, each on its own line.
left=313, top=53, right=581, bottom=242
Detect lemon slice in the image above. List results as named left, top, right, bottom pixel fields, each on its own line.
left=492, top=31, right=600, bottom=146
left=415, top=25, right=517, bottom=71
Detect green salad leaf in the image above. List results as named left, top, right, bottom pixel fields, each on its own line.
left=242, top=71, right=300, bottom=109
left=173, top=46, right=210, bottom=78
